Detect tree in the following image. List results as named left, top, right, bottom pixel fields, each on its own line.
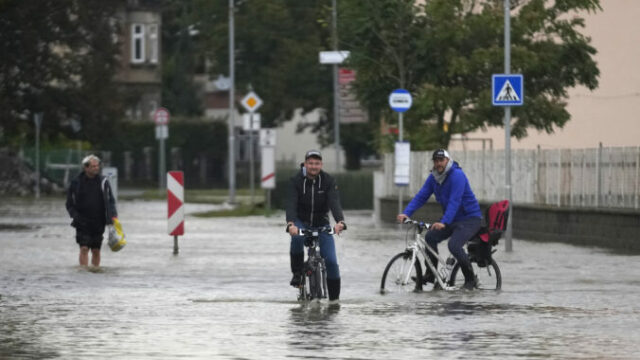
left=161, top=0, right=204, bottom=116
left=339, top=0, right=601, bottom=150
left=188, top=0, right=332, bottom=127
left=0, top=0, right=124, bottom=148
left=162, top=0, right=376, bottom=169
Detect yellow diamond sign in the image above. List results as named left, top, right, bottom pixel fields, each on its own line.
left=241, top=91, right=263, bottom=113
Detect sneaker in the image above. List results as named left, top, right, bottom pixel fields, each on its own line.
left=422, top=271, right=435, bottom=284
left=462, top=277, right=477, bottom=291
left=290, top=273, right=303, bottom=287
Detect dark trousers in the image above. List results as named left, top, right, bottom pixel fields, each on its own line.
left=425, top=217, right=482, bottom=268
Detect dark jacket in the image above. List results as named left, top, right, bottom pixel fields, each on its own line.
left=66, top=172, right=117, bottom=234
left=403, top=161, right=481, bottom=224
left=286, top=168, right=345, bottom=227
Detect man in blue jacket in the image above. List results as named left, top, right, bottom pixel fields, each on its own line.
left=397, top=149, right=482, bottom=290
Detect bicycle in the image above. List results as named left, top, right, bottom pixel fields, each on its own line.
left=380, top=218, right=502, bottom=293
left=292, top=225, right=335, bottom=302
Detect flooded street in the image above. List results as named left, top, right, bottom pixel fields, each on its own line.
left=1, top=197, right=639, bottom=359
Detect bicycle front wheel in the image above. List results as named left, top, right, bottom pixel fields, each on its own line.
left=380, top=251, right=423, bottom=294
left=450, top=259, right=502, bottom=290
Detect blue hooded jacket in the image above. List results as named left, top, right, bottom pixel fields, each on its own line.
left=403, top=161, right=481, bottom=224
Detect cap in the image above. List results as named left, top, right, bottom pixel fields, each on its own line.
left=305, top=149, right=322, bottom=160
left=432, top=149, right=450, bottom=160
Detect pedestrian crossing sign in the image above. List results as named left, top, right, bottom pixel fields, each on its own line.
left=492, top=74, right=523, bottom=106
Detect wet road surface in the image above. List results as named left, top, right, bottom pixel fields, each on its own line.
left=1, top=197, right=639, bottom=359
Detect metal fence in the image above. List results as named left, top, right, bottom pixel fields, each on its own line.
left=381, top=145, right=640, bottom=209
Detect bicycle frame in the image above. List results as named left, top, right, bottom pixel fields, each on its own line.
left=297, top=226, right=333, bottom=301
left=403, top=221, right=458, bottom=291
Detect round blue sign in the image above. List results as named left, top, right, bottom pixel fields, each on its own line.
left=388, top=89, right=412, bottom=112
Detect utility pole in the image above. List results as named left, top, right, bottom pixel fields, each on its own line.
left=228, top=0, right=236, bottom=204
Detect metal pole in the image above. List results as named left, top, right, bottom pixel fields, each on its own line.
left=228, top=0, right=236, bottom=204
left=173, top=235, right=179, bottom=255
left=332, top=0, right=340, bottom=172
left=398, top=112, right=404, bottom=215
left=249, top=113, right=255, bottom=206
left=267, top=189, right=271, bottom=213
left=482, top=139, right=486, bottom=199
left=633, top=147, right=640, bottom=209
left=504, top=0, right=513, bottom=252
left=159, top=136, right=166, bottom=190
left=34, top=113, right=42, bottom=199
left=596, top=142, right=602, bottom=207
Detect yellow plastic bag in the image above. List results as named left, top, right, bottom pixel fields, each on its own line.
left=108, top=217, right=127, bottom=252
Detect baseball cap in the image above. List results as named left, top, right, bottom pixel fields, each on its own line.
left=432, top=149, right=450, bottom=160
left=305, top=149, right=322, bottom=160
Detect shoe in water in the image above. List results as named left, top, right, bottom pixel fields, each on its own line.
left=290, top=273, right=303, bottom=287
left=422, top=271, right=435, bottom=284
left=462, top=277, right=477, bottom=291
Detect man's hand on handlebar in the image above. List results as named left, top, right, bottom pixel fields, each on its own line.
left=287, top=223, right=299, bottom=236
left=431, top=222, right=445, bottom=230
left=396, top=214, right=409, bottom=223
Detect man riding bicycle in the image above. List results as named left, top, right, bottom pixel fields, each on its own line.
left=396, top=149, right=482, bottom=290
left=286, top=150, right=346, bottom=302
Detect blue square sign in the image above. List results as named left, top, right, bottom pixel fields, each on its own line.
left=492, top=74, right=523, bottom=106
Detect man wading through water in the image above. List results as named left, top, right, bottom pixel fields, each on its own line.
left=286, top=150, right=346, bottom=303
left=66, top=155, right=117, bottom=267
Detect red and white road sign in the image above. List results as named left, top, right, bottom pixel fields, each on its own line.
left=167, top=171, right=184, bottom=236
left=261, top=147, right=275, bottom=189
left=154, top=107, right=170, bottom=125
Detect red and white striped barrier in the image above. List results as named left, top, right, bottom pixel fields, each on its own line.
left=167, top=171, right=184, bottom=236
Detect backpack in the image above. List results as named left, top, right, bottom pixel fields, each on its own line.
left=479, top=200, right=510, bottom=246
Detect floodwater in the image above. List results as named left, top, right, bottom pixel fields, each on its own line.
left=1, top=197, right=639, bottom=359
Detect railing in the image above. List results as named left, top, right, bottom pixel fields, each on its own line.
left=381, top=145, right=640, bottom=209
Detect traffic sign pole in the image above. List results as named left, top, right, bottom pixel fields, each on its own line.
left=249, top=113, right=255, bottom=206
left=240, top=92, right=263, bottom=207
left=154, top=108, right=170, bottom=191
left=389, top=89, right=412, bottom=217
left=504, top=0, right=513, bottom=252
left=398, top=111, right=404, bottom=215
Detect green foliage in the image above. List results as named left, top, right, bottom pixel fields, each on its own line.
left=339, top=0, right=601, bottom=150
left=104, top=118, right=227, bottom=186
left=183, top=0, right=332, bottom=127
left=161, top=0, right=204, bottom=116
left=0, top=0, right=125, bottom=148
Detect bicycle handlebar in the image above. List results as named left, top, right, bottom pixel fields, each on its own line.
left=402, top=218, right=431, bottom=231
left=298, top=225, right=335, bottom=236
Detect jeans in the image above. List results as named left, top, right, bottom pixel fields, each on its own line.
left=425, top=217, right=482, bottom=267
left=290, top=219, right=340, bottom=280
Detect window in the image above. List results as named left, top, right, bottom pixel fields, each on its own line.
left=148, top=24, right=158, bottom=64
left=131, top=23, right=145, bottom=63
